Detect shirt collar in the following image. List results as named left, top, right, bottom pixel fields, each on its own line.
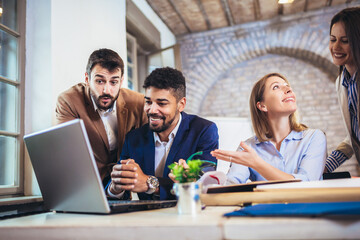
left=154, top=113, right=182, bottom=144
left=91, top=95, right=116, bottom=115
left=342, top=67, right=357, bottom=88
left=283, top=130, right=303, bottom=141
left=254, top=130, right=303, bottom=145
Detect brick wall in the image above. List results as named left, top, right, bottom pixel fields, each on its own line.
left=177, top=2, right=360, bottom=175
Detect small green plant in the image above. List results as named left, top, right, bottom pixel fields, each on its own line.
left=168, top=159, right=202, bottom=183
left=168, top=151, right=211, bottom=183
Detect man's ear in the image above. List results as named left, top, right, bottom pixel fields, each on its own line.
left=85, top=73, right=90, bottom=85
left=256, top=101, right=267, bottom=112
left=178, top=97, right=186, bottom=112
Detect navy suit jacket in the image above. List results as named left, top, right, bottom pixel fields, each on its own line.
left=115, top=112, right=219, bottom=200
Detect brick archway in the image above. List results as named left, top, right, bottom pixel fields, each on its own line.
left=194, top=48, right=337, bottom=115
left=178, top=6, right=342, bottom=114
left=182, top=46, right=336, bottom=114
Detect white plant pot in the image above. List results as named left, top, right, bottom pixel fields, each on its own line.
left=173, top=182, right=202, bottom=215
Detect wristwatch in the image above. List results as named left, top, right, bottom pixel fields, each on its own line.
left=145, top=175, right=159, bottom=194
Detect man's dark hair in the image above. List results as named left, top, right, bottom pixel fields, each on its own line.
left=86, top=48, right=124, bottom=77
left=143, top=67, right=186, bottom=101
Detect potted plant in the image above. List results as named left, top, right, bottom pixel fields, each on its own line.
left=168, top=151, right=212, bottom=215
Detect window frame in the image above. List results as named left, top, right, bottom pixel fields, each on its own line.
left=126, top=32, right=138, bottom=91
left=0, top=0, right=26, bottom=197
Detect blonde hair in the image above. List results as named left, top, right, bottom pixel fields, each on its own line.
left=249, top=73, right=307, bottom=142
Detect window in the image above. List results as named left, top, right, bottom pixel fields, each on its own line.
left=0, top=0, right=25, bottom=196
left=127, top=33, right=138, bottom=91
left=125, top=0, right=178, bottom=93
left=148, top=45, right=177, bottom=73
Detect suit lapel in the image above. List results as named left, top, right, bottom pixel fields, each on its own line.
left=336, top=75, right=352, bottom=134
left=85, top=85, right=109, bottom=150
left=337, top=75, right=360, bottom=161
left=163, top=112, right=189, bottom=177
left=144, top=128, right=156, bottom=175
left=116, top=90, right=128, bottom=153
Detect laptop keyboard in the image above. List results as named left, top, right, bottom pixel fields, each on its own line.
left=109, top=200, right=177, bottom=205
left=109, top=200, right=159, bottom=206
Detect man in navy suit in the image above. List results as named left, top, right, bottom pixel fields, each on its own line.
left=106, top=67, right=219, bottom=200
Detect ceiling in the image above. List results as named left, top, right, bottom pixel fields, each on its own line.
left=146, top=0, right=356, bottom=36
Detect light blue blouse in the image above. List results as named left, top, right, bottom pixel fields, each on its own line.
left=226, top=129, right=327, bottom=183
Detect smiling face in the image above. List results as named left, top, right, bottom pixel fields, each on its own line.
left=329, top=21, right=356, bottom=73
left=257, top=76, right=297, bottom=118
left=85, top=64, right=123, bottom=111
left=144, top=87, right=186, bottom=140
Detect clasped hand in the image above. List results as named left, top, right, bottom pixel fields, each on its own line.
left=109, top=159, right=149, bottom=195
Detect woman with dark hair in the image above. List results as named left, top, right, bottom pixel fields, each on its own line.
left=211, top=73, right=327, bottom=183
left=326, top=7, right=360, bottom=172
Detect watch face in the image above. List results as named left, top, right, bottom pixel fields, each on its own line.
left=146, top=176, right=159, bottom=194
left=148, top=176, right=159, bottom=188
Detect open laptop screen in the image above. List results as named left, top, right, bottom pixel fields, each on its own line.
left=24, top=119, right=111, bottom=213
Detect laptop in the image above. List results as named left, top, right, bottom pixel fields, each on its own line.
left=24, top=119, right=177, bottom=214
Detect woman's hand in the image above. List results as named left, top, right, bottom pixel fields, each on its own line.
left=168, top=159, right=189, bottom=183
left=210, top=141, right=261, bottom=169
left=211, top=141, right=295, bottom=181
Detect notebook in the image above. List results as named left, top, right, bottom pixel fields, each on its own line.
left=224, top=201, right=360, bottom=217
left=206, top=179, right=301, bottom=193
left=24, top=119, right=177, bottom=214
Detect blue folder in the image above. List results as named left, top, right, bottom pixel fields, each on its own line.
left=224, top=202, right=360, bottom=217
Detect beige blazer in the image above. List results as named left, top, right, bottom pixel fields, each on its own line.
left=335, top=75, right=360, bottom=163
left=55, top=83, right=147, bottom=182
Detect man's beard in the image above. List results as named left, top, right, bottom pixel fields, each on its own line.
left=91, top=91, right=119, bottom=111
left=148, top=112, right=177, bottom=133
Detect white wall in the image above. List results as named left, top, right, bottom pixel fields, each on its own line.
left=51, top=0, right=127, bottom=114
left=25, top=0, right=127, bottom=195
left=25, top=0, right=127, bottom=131
left=25, top=0, right=52, bottom=196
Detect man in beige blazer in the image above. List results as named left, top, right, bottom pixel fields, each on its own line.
left=56, top=49, right=147, bottom=185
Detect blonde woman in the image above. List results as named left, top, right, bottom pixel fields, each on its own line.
left=211, top=73, right=327, bottom=183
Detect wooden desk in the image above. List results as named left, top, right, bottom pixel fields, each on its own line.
left=1, top=206, right=360, bottom=240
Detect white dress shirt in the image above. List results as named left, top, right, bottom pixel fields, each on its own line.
left=91, top=97, right=118, bottom=151
left=153, top=113, right=182, bottom=177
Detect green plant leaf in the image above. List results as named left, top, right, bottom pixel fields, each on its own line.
left=168, top=158, right=205, bottom=183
